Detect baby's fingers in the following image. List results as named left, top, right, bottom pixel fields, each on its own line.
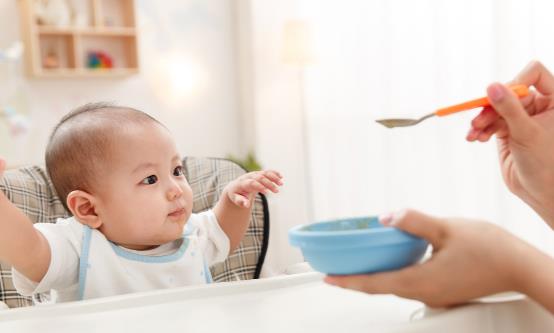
left=261, top=170, right=284, bottom=185
left=0, top=158, right=6, bottom=177
left=241, top=178, right=268, bottom=194
left=230, top=193, right=251, bottom=208
left=255, top=176, right=280, bottom=193
left=244, top=171, right=283, bottom=193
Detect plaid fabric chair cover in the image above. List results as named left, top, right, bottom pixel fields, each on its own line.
left=0, top=157, right=269, bottom=308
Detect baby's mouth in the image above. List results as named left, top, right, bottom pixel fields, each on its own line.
left=168, top=208, right=186, bottom=219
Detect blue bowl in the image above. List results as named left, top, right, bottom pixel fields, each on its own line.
left=288, top=216, right=428, bottom=275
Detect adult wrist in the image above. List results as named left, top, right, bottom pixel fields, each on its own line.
left=528, top=199, right=554, bottom=229
left=510, top=241, right=554, bottom=301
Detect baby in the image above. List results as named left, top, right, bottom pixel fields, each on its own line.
left=0, top=102, right=283, bottom=303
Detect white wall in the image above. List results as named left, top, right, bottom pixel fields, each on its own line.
left=299, top=0, right=554, bottom=256
left=0, top=0, right=243, bottom=167
left=239, top=0, right=554, bottom=274
left=236, top=0, right=308, bottom=274
left=1, top=0, right=303, bottom=276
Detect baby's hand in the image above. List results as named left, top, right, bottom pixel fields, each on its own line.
left=0, top=157, right=5, bottom=177
left=225, top=170, right=283, bottom=208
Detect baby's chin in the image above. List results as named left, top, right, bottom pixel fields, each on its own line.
left=161, top=222, right=187, bottom=241
left=131, top=234, right=183, bottom=249
left=125, top=227, right=186, bottom=249
left=122, top=219, right=188, bottom=248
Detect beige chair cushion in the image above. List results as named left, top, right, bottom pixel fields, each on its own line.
left=0, top=157, right=269, bottom=308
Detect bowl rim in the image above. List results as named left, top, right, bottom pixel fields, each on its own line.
left=288, top=216, right=426, bottom=248
left=289, top=216, right=389, bottom=236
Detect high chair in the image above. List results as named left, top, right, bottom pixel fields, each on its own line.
left=0, top=157, right=269, bottom=308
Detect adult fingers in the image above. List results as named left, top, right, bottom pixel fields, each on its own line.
left=467, top=107, right=500, bottom=142
left=487, top=83, right=538, bottom=145
left=469, top=80, right=540, bottom=138
left=476, top=118, right=507, bottom=142
left=513, top=61, right=554, bottom=96
left=381, top=209, right=448, bottom=248
left=324, top=264, right=428, bottom=297
left=471, top=106, right=499, bottom=132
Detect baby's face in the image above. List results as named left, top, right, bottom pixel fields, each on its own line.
left=92, top=122, right=193, bottom=250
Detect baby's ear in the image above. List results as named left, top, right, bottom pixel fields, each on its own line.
left=66, top=190, right=102, bottom=229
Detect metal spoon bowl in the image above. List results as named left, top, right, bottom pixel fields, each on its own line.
left=376, top=113, right=435, bottom=128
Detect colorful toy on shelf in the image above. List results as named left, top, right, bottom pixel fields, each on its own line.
left=87, top=51, right=114, bottom=69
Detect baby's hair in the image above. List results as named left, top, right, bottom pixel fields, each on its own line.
left=45, top=102, right=161, bottom=211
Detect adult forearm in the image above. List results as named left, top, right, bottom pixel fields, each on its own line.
left=213, top=192, right=251, bottom=254
left=515, top=244, right=554, bottom=314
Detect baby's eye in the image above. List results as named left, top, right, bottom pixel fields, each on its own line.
left=173, top=166, right=184, bottom=177
left=141, top=175, right=158, bottom=185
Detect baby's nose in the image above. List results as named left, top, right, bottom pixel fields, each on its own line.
left=166, top=183, right=183, bottom=200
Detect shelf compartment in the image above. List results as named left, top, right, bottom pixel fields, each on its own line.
left=80, top=35, right=138, bottom=70
left=95, top=0, right=135, bottom=27
left=37, top=34, right=77, bottom=71
left=19, top=0, right=139, bottom=78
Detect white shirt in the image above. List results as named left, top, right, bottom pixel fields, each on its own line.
left=12, top=210, right=230, bottom=303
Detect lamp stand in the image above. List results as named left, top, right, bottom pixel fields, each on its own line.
left=298, top=68, right=314, bottom=224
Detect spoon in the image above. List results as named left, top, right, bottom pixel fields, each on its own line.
left=376, top=85, right=530, bottom=128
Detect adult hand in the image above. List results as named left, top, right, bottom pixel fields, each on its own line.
left=324, top=209, right=552, bottom=309
left=467, top=61, right=554, bottom=227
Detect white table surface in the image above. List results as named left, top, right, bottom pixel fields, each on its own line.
left=0, top=272, right=553, bottom=332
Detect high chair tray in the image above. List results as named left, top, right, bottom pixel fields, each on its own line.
left=0, top=272, right=552, bottom=332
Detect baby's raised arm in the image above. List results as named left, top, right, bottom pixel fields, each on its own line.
left=0, top=158, right=51, bottom=283
left=213, top=170, right=283, bottom=253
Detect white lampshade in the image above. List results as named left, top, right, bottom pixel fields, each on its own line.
left=282, top=20, right=315, bottom=66
left=149, top=52, right=206, bottom=108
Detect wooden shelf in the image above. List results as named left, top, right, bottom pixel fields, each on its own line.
left=37, top=26, right=137, bottom=36
left=18, top=0, right=139, bottom=78
left=38, top=68, right=139, bottom=78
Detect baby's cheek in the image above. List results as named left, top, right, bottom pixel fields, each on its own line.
left=126, top=208, right=156, bottom=229
left=184, top=189, right=194, bottom=207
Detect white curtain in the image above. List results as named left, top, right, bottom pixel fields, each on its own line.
left=300, top=0, right=554, bottom=253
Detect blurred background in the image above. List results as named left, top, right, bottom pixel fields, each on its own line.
left=2, top=0, right=554, bottom=275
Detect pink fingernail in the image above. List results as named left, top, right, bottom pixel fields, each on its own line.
left=381, top=210, right=407, bottom=226
left=379, top=213, right=394, bottom=225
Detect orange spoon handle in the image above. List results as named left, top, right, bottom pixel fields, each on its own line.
left=434, top=84, right=529, bottom=117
